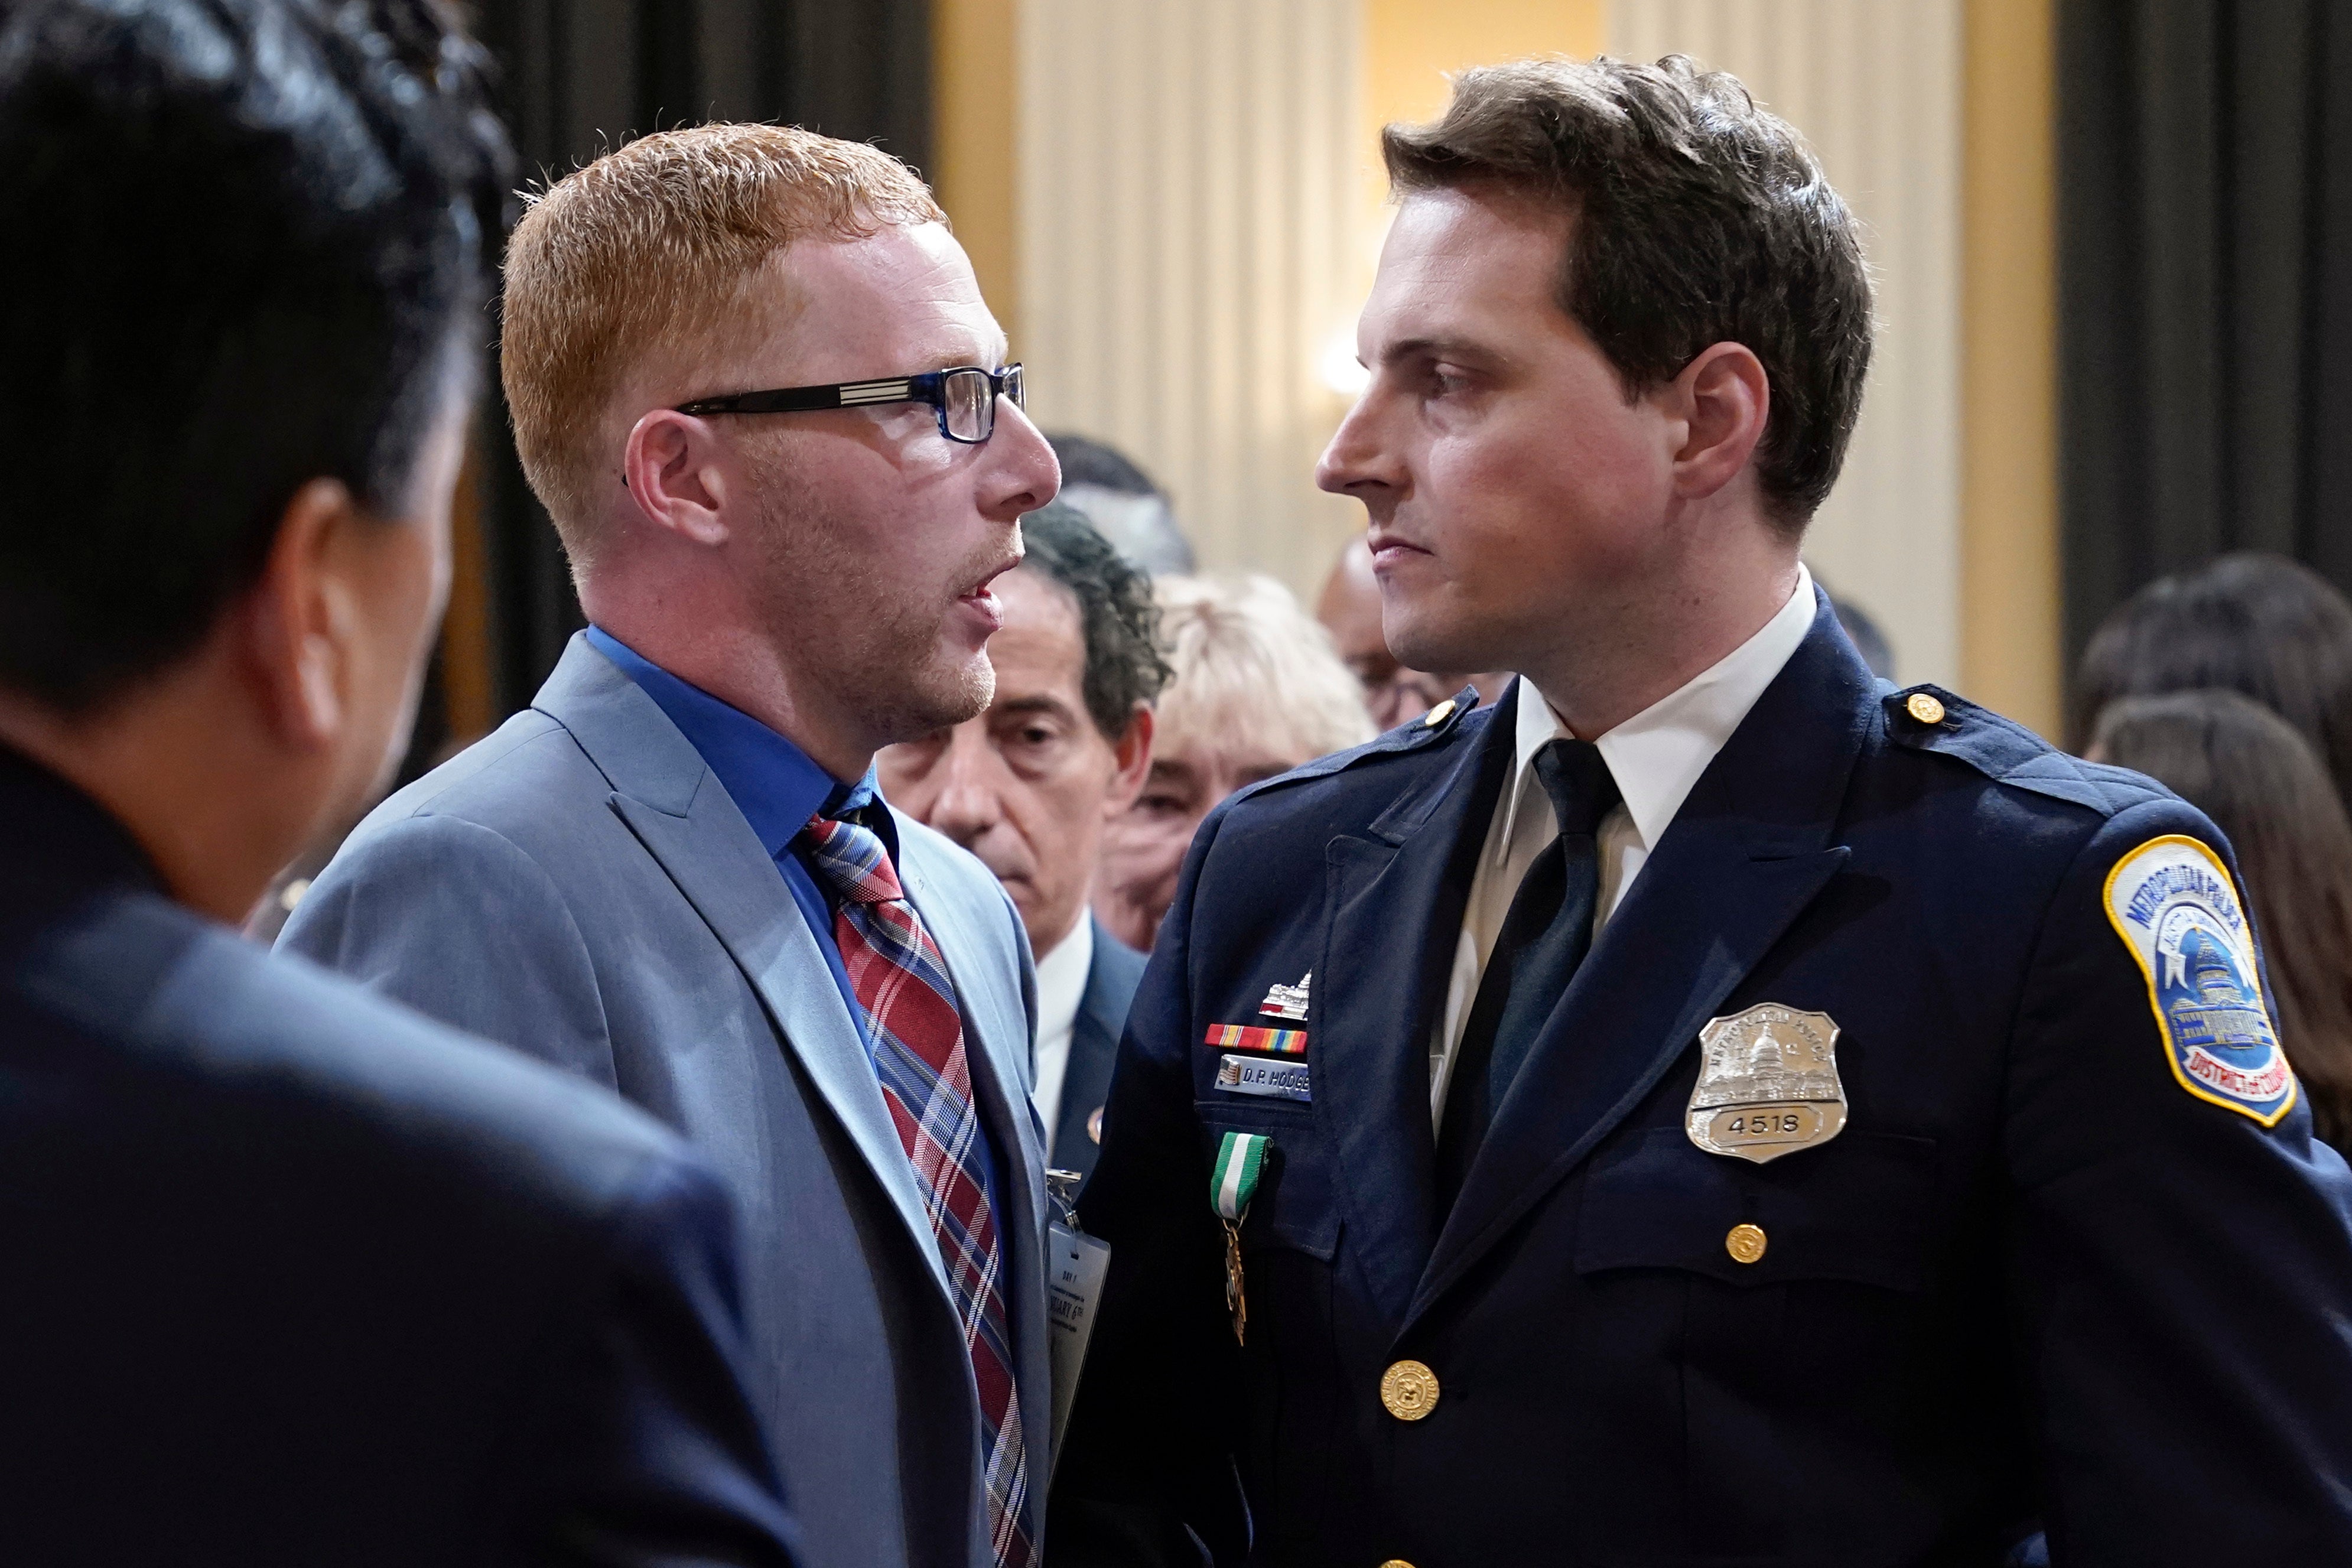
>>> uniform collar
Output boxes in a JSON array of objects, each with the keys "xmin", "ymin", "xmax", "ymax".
[
  {"xmin": 1503, "ymin": 562, "xmax": 1817, "ymax": 854},
  {"xmin": 583, "ymin": 625, "xmax": 879, "ymax": 858}
]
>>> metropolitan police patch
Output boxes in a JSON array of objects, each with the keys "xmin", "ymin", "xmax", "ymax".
[{"xmin": 2103, "ymin": 834, "xmax": 2297, "ymax": 1125}]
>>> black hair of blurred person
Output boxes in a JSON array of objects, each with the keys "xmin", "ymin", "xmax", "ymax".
[
  {"xmin": 1045, "ymin": 431, "xmax": 1196, "ymax": 575},
  {"xmin": 2071, "ymin": 553, "xmax": 2352, "ymax": 812},
  {"xmin": 1016, "ymin": 502, "xmax": 1172, "ymax": 738},
  {"xmin": 1047, "ymin": 432, "xmax": 1164, "ymax": 497},
  {"xmin": 0, "ymin": 0, "xmax": 512, "ymax": 715},
  {"xmin": 2090, "ymin": 688, "xmax": 2352, "ymax": 1153}
]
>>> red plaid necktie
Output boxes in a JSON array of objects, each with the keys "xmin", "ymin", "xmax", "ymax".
[{"xmin": 802, "ymin": 812, "xmax": 1030, "ymax": 1568}]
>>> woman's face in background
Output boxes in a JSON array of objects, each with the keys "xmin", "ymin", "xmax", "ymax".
[{"xmin": 1091, "ymin": 733, "xmax": 1307, "ymax": 952}]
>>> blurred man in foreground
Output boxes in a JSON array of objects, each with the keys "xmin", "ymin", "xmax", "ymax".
[
  {"xmin": 1092, "ymin": 575, "xmax": 1374, "ymax": 954},
  {"xmin": 1059, "ymin": 55, "xmax": 2352, "ymax": 1565},
  {"xmin": 880, "ymin": 504, "xmax": 1166, "ymax": 1179},
  {"xmin": 0, "ymin": 2, "xmax": 796, "ymax": 1562},
  {"xmin": 284, "ymin": 123, "xmax": 1056, "ymax": 1568},
  {"xmin": 1317, "ymin": 535, "xmax": 1508, "ymax": 727}
]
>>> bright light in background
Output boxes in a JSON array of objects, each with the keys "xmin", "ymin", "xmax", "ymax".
[{"xmin": 1320, "ymin": 325, "xmax": 1371, "ymax": 396}]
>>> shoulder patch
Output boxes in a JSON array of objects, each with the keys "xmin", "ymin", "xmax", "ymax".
[{"xmin": 2102, "ymin": 834, "xmax": 2296, "ymax": 1125}]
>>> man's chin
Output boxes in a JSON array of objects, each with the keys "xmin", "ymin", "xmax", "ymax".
[
  {"xmin": 1387, "ymin": 620, "xmax": 1494, "ymax": 685},
  {"xmin": 884, "ymin": 654, "xmax": 994, "ymax": 742}
]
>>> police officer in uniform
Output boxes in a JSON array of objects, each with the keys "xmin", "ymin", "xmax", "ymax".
[{"xmin": 1050, "ymin": 55, "xmax": 2352, "ymax": 1566}]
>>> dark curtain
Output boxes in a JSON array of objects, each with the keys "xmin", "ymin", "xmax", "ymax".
[
  {"xmin": 457, "ymin": 0, "xmax": 934, "ymax": 719},
  {"xmin": 2057, "ymin": 0, "xmax": 2352, "ymax": 674}
]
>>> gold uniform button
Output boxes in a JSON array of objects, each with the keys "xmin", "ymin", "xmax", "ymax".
[
  {"xmin": 1905, "ymin": 691, "xmax": 1946, "ymax": 726},
  {"xmin": 1726, "ymin": 1222, "xmax": 1768, "ymax": 1265},
  {"xmin": 1422, "ymin": 698, "xmax": 1456, "ymax": 728},
  {"xmin": 1379, "ymin": 1358, "xmax": 1439, "ymax": 1420},
  {"xmin": 1381, "ymin": 1561, "xmax": 1416, "ymax": 1567}
]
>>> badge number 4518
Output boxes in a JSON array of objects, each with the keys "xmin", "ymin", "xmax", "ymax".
[{"xmin": 1693, "ymin": 1103, "xmax": 1829, "ymax": 1148}]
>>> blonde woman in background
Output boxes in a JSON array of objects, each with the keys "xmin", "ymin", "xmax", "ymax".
[{"xmin": 1093, "ymin": 574, "xmax": 1376, "ymax": 952}]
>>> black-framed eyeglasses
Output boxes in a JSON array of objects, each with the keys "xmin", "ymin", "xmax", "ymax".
[{"xmin": 675, "ymin": 363, "xmax": 1026, "ymax": 445}]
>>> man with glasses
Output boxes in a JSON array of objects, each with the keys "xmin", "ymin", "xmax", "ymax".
[{"xmin": 284, "ymin": 125, "xmax": 1059, "ymax": 1568}]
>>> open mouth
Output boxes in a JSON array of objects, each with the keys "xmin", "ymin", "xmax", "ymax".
[{"xmin": 956, "ymin": 555, "xmax": 1023, "ymax": 629}]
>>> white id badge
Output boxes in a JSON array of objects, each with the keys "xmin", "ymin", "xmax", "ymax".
[{"xmin": 1046, "ymin": 1219, "xmax": 1112, "ymax": 1474}]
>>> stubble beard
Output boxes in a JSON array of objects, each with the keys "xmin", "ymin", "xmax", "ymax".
[{"xmin": 752, "ymin": 482, "xmax": 998, "ymax": 749}]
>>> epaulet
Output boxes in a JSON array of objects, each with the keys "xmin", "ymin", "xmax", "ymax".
[
  {"xmin": 1225, "ymin": 686, "xmax": 1484, "ymax": 807},
  {"xmin": 1880, "ymin": 683, "xmax": 2162, "ymax": 818}
]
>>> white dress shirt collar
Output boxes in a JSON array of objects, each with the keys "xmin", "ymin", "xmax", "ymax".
[
  {"xmin": 1499, "ymin": 562, "xmax": 1818, "ymax": 861},
  {"xmin": 1029, "ymin": 913, "xmax": 1094, "ymax": 1135}
]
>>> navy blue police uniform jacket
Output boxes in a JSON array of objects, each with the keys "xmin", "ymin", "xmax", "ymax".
[
  {"xmin": 0, "ymin": 747, "xmax": 801, "ymax": 1566},
  {"xmin": 1052, "ymin": 594, "xmax": 2352, "ymax": 1567}
]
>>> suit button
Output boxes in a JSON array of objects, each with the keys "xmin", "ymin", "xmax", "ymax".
[
  {"xmin": 1904, "ymin": 691, "xmax": 1946, "ymax": 726},
  {"xmin": 1726, "ymin": 1222, "xmax": 1768, "ymax": 1264},
  {"xmin": 1421, "ymin": 698, "xmax": 1456, "ymax": 727},
  {"xmin": 1380, "ymin": 1359, "xmax": 1439, "ymax": 1420}
]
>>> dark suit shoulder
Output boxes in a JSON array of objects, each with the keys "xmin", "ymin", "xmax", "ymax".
[
  {"xmin": 21, "ymin": 890, "xmax": 691, "ymax": 1222},
  {"xmin": 3, "ymin": 889, "xmax": 798, "ymax": 1564},
  {"xmin": 1879, "ymin": 683, "xmax": 2174, "ymax": 821},
  {"xmin": 1087, "ymin": 922, "xmax": 1149, "ymax": 1010}
]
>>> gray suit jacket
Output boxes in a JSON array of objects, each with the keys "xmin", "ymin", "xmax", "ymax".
[{"xmin": 282, "ymin": 635, "xmax": 1049, "ymax": 1568}]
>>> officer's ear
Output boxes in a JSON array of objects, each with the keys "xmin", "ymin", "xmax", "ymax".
[
  {"xmin": 1664, "ymin": 340, "xmax": 1771, "ymax": 505},
  {"xmin": 1105, "ymin": 703, "xmax": 1155, "ymax": 816}
]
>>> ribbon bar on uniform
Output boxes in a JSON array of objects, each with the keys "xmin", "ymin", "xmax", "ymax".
[{"xmin": 1205, "ymin": 1023, "xmax": 1307, "ymax": 1056}]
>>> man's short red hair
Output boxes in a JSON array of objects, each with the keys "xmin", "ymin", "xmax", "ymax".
[{"xmin": 500, "ymin": 123, "xmax": 945, "ymax": 562}]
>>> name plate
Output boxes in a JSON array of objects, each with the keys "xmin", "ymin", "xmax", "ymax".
[{"xmin": 1216, "ymin": 1053, "xmax": 1312, "ymax": 1102}]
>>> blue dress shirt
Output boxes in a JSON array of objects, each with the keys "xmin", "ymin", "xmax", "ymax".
[{"xmin": 585, "ymin": 626, "xmax": 1005, "ymax": 1206}]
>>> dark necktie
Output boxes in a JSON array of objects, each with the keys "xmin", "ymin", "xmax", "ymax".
[{"xmin": 1436, "ymin": 736, "xmax": 1622, "ymax": 1210}]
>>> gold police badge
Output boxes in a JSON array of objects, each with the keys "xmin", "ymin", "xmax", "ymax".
[{"xmin": 1686, "ymin": 1003, "xmax": 1847, "ymax": 1163}]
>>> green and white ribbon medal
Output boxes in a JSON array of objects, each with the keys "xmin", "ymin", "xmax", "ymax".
[
  {"xmin": 1211, "ymin": 1131, "xmax": 1269, "ymax": 1344},
  {"xmin": 1211, "ymin": 1130, "xmax": 1269, "ymax": 1220}
]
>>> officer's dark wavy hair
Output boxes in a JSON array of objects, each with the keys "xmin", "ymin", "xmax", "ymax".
[
  {"xmin": 2091, "ymin": 688, "xmax": 2352, "ymax": 1154},
  {"xmin": 0, "ymin": 0, "xmax": 513, "ymax": 713},
  {"xmin": 1017, "ymin": 503, "xmax": 1170, "ymax": 739},
  {"xmin": 2071, "ymin": 553, "xmax": 2352, "ymax": 817},
  {"xmin": 1382, "ymin": 54, "xmax": 1873, "ymax": 532}
]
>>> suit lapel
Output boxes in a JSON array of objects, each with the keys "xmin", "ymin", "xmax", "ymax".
[
  {"xmin": 1052, "ymin": 921, "xmax": 1137, "ymax": 1172},
  {"xmin": 1408, "ymin": 600, "xmax": 1878, "ymax": 1328},
  {"xmin": 1316, "ymin": 688, "xmax": 1520, "ymax": 1329},
  {"xmin": 535, "ymin": 636, "xmax": 955, "ymax": 1303}
]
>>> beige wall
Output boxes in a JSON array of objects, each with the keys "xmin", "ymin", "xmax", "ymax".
[
  {"xmin": 1011, "ymin": 0, "xmax": 1367, "ymax": 597},
  {"xmin": 933, "ymin": 0, "xmax": 1021, "ymax": 348},
  {"xmin": 1367, "ymin": 0, "xmax": 1606, "ymax": 129},
  {"xmin": 1615, "ymin": 0, "xmax": 1966, "ymax": 689},
  {"xmin": 1960, "ymin": 0, "xmax": 2060, "ymax": 737}
]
